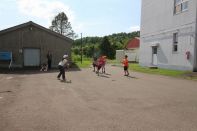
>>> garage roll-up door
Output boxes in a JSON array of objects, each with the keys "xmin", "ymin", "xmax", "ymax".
[{"xmin": 24, "ymin": 49, "xmax": 40, "ymax": 66}]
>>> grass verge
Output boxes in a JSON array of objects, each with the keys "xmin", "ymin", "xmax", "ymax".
[
  {"xmin": 73, "ymin": 58, "xmax": 196, "ymax": 80},
  {"xmin": 73, "ymin": 61, "xmax": 92, "ymax": 68},
  {"xmin": 130, "ymin": 63, "xmax": 190, "ymax": 77}
]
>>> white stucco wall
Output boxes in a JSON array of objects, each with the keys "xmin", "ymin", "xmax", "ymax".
[
  {"xmin": 125, "ymin": 49, "xmax": 139, "ymax": 62},
  {"xmin": 116, "ymin": 49, "xmax": 139, "ymax": 62},
  {"xmin": 140, "ymin": 0, "xmax": 197, "ymax": 70}
]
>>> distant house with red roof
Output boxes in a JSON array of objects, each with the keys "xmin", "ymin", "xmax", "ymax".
[
  {"xmin": 116, "ymin": 37, "xmax": 140, "ymax": 62},
  {"xmin": 126, "ymin": 37, "xmax": 140, "ymax": 49}
]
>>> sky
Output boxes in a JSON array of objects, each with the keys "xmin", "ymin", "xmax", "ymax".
[{"xmin": 0, "ymin": 0, "xmax": 141, "ymax": 37}]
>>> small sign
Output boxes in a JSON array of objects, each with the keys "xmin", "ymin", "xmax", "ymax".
[{"xmin": 0, "ymin": 52, "xmax": 12, "ymax": 60}]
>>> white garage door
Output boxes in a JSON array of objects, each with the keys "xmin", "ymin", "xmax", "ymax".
[{"xmin": 24, "ymin": 49, "xmax": 40, "ymax": 66}]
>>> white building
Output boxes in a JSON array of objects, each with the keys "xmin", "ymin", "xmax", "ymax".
[
  {"xmin": 116, "ymin": 37, "xmax": 140, "ymax": 62},
  {"xmin": 140, "ymin": 0, "xmax": 197, "ymax": 71}
]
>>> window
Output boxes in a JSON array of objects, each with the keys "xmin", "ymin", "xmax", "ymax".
[
  {"xmin": 174, "ymin": 0, "xmax": 189, "ymax": 14},
  {"xmin": 173, "ymin": 33, "xmax": 178, "ymax": 52},
  {"xmin": 182, "ymin": 0, "xmax": 189, "ymax": 11}
]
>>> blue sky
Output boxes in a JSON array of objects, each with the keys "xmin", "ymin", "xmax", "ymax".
[{"xmin": 0, "ymin": 0, "xmax": 141, "ymax": 37}]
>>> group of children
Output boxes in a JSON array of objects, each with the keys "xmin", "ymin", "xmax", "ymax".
[
  {"xmin": 92, "ymin": 55, "xmax": 107, "ymax": 75},
  {"xmin": 92, "ymin": 55, "xmax": 129, "ymax": 76},
  {"xmin": 41, "ymin": 53, "xmax": 129, "ymax": 82}
]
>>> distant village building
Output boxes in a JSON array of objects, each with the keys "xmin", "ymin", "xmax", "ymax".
[
  {"xmin": 116, "ymin": 37, "xmax": 140, "ymax": 62},
  {"xmin": 140, "ymin": 0, "xmax": 197, "ymax": 71},
  {"xmin": 0, "ymin": 21, "xmax": 72, "ymax": 68},
  {"xmin": 125, "ymin": 37, "xmax": 140, "ymax": 62}
]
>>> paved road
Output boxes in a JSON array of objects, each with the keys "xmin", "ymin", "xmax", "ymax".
[{"xmin": 0, "ymin": 65, "xmax": 197, "ymax": 131}]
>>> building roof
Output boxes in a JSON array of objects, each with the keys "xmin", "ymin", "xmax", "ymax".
[
  {"xmin": 0, "ymin": 21, "xmax": 73, "ymax": 42},
  {"xmin": 126, "ymin": 37, "xmax": 140, "ymax": 49}
]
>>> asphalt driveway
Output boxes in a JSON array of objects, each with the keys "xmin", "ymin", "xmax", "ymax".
[{"xmin": 0, "ymin": 65, "xmax": 197, "ymax": 131}]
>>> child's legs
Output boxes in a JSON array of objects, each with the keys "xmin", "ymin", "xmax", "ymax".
[
  {"xmin": 62, "ymin": 70, "xmax": 65, "ymax": 80},
  {"xmin": 98, "ymin": 65, "xmax": 101, "ymax": 71},
  {"xmin": 126, "ymin": 66, "xmax": 129, "ymax": 75},
  {"xmin": 103, "ymin": 65, "xmax": 105, "ymax": 72},
  {"xmin": 60, "ymin": 68, "xmax": 65, "ymax": 80},
  {"xmin": 124, "ymin": 66, "xmax": 128, "ymax": 75},
  {"xmin": 93, "ymin": 64, "xmax": 96, "ymax": 71},
  {"xmin": 126, "ymin": 69, "xmax": 129, "ymax": 75},
  {"xmin": 57, "ymin": 66, "xmax": 63, "ymax": 78}
]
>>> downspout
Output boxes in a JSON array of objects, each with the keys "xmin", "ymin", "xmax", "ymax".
[{"xmin": 194, "ymin": 0, "xmax": 197, "ymax": 71}]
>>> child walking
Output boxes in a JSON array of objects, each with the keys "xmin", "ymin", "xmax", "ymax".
[
  {"xmin": 57, "ymin": 55, "xmax": 68, "ymax": 81},
  {"xmin": 122, "ymin": 55, "xmax": 129, "ymax": 76}
]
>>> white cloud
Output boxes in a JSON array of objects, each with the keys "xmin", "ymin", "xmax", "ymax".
[
  {"xmin": 72, "ymin": 21, "xmax": 105, "ymax": 36},
  {"xmin": 129, "ymin": 26, "xmax": 140, "ymax": 32},
  {"xmin": 16, "ymin": 0, "xmax": 75, "ymax": 25}
]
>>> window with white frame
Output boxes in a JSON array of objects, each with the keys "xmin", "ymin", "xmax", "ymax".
[
  {"xmin": 173, "ymin": 33, "xmax": 178, "ymax": 52},
  {"xmin": 174, "ymin": 0, "xmax": 189, "ymax": 14}
]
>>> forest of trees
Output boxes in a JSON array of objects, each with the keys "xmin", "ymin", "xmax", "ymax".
[
  {"xmin": 49, "ymin": 12, "xmax": 140, "ymax": 59},
  {"xmin": 72, "ymin": 31, "xmax": 140, "ymax": 59}
]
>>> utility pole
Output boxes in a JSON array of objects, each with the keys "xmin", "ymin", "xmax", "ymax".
[{"xmin": 81, "ymin": 33, "xmax": 83, "ymax": 64}]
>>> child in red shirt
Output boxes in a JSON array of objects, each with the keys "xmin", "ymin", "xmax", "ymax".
[
  {"xmin": 122, "ymin": 55, "xmax": 129, "ymax": 76},
  {"xmin": 96, "ymin": 56, "xmax": 104, "ymax": 75}
]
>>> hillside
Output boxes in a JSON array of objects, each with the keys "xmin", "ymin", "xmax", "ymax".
[{"xmin": 72, "ymin": 31, "xmax": 140, "ymax": 59}]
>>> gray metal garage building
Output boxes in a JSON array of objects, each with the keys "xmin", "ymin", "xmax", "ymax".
[{"xmin": 0, "ymin": 21, "xmax": 72, "ymax": 68}]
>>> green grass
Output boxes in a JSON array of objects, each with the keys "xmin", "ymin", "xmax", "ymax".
[
  {"xmin": 74, "ymin": 60, "xmax": 92, "ymax": 68},
  {"xmin": 71, "ymin": 55, "xmax": 194, "ymax": 80},
  {"xmin": 110, "ymin": 61, "xmax": 191, "ymax": 78},
  {"xmin": 129, "ymin": 63, "xmax": 190, "ymax": 77},
  {"xmin": 71, "ymin": 53, "xmax": 92, "ymax": 68}
]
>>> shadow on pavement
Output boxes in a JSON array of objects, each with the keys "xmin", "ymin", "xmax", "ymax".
[
  {"xmin": 104, "ymin": 73, "xmax": 111, "ymax": 76},
  {"xmin": 126, "ymin": 76, "xmax": 138, "ymax": 79},
  {"xmin": 0, "ymin": 91, "xmax": 12, "ymax": 94},
  {"xmin": 0, "ymin": 63, "xmax": 81, "ymax": 75},
  {"xmin": 98, "ymin": 74, "xmax": 110, "ymax": 78}
]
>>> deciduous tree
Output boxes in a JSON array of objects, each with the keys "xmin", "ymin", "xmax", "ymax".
[{"xmin": 49, "ymin": 12, "xmax": 76, "ymax": 39}]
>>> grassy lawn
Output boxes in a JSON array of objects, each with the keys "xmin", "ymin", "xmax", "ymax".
[
  {"xmin": 71, "ymin": 54, "xmax": 92, "ymax": 68},
  {"xmin": 73, "ymin": 58, "xmax": 196, "ymax": 80},
  {"xmin": 130, "ymin": 63, "xmax": 190, "ymax": 77},
  {"xmin": 74, "ymin": 60, "xmax": 92, "ymax": 68},
  {"xmin": 108, "ymin": 60, "xmax": 195, "ymax": 79}
]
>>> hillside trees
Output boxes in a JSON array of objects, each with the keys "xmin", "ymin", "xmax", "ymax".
[{"xmin": 72, "ymin": 31, "xmax": 140, "ymax": 59}]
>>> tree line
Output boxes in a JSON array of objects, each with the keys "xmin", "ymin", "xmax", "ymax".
[
  {"xmin": 72, "ymin": 31, "xmax": 140, "ymax": 59},
  {"xmin": 49, "ymin": 12, "xmax": 140, "ymax": 59}
]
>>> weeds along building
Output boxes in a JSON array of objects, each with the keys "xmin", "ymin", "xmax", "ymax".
[
  {"xmin": 0, "ymin": 21, "xmax": 72, "ymax": 68},
  {"xmin": 140, "ymin": 0, "xmax": 197, "ymax": 71}
]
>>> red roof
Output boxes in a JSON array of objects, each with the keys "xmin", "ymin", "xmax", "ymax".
[{"xmin": 126, "ymin": 37, "xmax": 140, "ymax": 49}]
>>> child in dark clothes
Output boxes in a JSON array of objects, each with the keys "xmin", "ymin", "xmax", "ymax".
[{"xmin": 92, "ymin": 57, "xmax": 97, "ymax": 72}]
